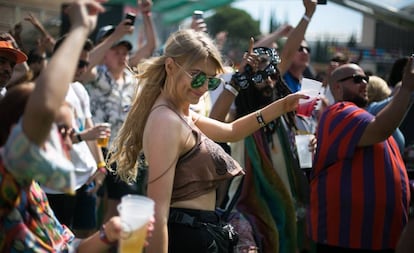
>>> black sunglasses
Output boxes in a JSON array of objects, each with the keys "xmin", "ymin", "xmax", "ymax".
[
  {"xmin": 175, "ymin": 62, "xmax": 222, "ymax": 91},
  {"xmin": 77, "ymin": 60, "xmax": 89, "ymax": 69},
  {"xmin": 298, "ymin": 46, "xmax": 311, "ymax": 54},
  {"xmin": 338, "ymin": 74, "xmax": 369, "ymax": 84}
]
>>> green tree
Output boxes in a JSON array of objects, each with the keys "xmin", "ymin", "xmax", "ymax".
[
  {"xmin": 347, "ymin": 33, "xmax": 357, "ymax": 48},
  {"xmin": 206, "ymin": 6, "xmax": 261, "ymax": 64},
  {"xmin": 269, "ymin": 9, "xmax": 281, "ymax": 33}
]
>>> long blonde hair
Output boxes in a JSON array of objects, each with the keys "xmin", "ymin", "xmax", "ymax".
[{"xmin": 109, "ymin": 29, "xmax": 224, "ymax": 183}]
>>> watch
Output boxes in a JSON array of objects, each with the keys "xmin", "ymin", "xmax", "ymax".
[{"xmin": 76, "ymin": 133, "xmax": 83, "ymax": 142}]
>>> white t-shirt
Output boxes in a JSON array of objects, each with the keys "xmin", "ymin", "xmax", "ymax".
[
  {"xmin": 49, "ymin": 82, "xmax": 97, "ymax": 191},
  {"xmin": 66, "ymin": 81, "xmax": 92, "ymax": 131}
]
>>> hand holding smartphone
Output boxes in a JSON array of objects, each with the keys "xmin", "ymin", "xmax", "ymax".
[
  {"xmin": 193, "ymin": 10, "xmax": 204, "ymax": 20},
  {"xmin": 125, "ymin": 12, "xmax": 136, "ymax": 26},
  {"xmin": 317, "ymin": 0, "xmax": 327, "ymax": 4}
]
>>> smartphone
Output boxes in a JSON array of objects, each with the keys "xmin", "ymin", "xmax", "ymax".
[
  {"xmin": 317, "ymin": 0, "xmax": 327, "ymax": 4},
  {"xmin": 193, "ymin": 10, "xmax": 204, "ymax": 20},
  {"xmin": 125, "ymin": 12, "xmax": 136, "ymax": 25}
]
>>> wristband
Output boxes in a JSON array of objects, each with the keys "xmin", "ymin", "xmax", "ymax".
[
  {"xmin": 303, "ymin": 14, "xmax": 311, "ymax": 22},
  {"xmin": 97, "ymin": 161, "xmax": 106, "ymax": 168},
  {"xmin": 99, "ymin": 225, "xmax": 116, "ymax": 245},
  {"xmin": 98, "ymin": 167, "xmax": 108, "ymax": 175},
  {"xmin": 224, "ymin": 84, "xmax": 239, "ymax": 97},
  {"xmin": 76, "ymin": 133, "xmax": 83, "ymax": 142},
  {"xmin": 255, "ymin": 110, "xmax": 266, "ymax": 128}
]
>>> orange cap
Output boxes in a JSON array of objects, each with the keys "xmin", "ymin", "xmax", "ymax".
[{"xmin": 0, "ymin": 41, "xmax": 28, "ymax": 64}]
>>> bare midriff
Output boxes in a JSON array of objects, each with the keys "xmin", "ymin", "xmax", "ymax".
[{"xmin": 170, "ymin": 190, "xmax": 216, "ymax": 211}]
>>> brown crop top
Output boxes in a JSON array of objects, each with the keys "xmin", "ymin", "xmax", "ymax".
[{"xmin": 153, "ymin": 104, "xmax": 244, "ymax": 204}]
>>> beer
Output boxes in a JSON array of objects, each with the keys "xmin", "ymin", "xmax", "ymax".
[
  {"xmin": 97, "ymin": 136, "xmax": 109, "ymax": 147},
  {"xmin": 97, "ymin": 122, "xmax": 111, "ymax": 147},
  {"xmin": 119, "ymin": 223, "xmax": 148, "ymax": 253},
  {"xmin": 117, "ymin": 195, "xmax": 154, "ymax": 253}
]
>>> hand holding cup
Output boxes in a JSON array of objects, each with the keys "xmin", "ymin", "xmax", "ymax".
[
  {"xmin": 117, "ymin": 195, "xmax": 155, "ymax": 253},
  {"xmin": 96, "ymin": 122, "xmax": 111, "ymax": 147}
]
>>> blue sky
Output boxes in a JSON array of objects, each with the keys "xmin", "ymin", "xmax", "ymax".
[{"xmin": 231, "ymin": 0, "xmax": 413, "ymax": 42}]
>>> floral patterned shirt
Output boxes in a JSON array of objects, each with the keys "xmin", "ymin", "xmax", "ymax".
[
  {"xmin": 0, "ymin": 122, "xmax": 80, "ymax": 252},
  {"xmin": 85, "ymin": 65, "xmax": 138, "ymax": 144}
]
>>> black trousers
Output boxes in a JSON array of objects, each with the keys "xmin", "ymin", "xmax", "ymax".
[{"xmin": 168, "ymin": 208, "xmax": 228, "ymax": 253}]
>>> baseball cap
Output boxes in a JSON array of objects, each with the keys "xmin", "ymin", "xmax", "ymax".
[
  {"xmin": 95, "ymin": 25, "xmax": 132, "ymax": 51},
  {"xmin": 0, "ymin": 41, "xmax": 28, "ymax": 64}
]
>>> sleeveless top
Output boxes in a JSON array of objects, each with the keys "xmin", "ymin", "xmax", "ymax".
[{"xmin": 153, "ymin": 104, "xmax": 244, "ymax": 204}]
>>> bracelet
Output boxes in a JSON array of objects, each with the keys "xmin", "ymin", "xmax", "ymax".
[
  {"xmin": 97, "ymin": 161, "xmax": 106, "ymax": 168},
  {"xmin": 255, "ymin": 110, "xmax": 266, "ymax": 128},
  {"xmin": 303, "ymin": 14, "xmax": 311, "ymax": 22},
  {"xmin": 76, "ymin": 133, "xmax": 83, "ymax": 142},
  {"xmin": 99, "ymin": 224, "xmax": 116, "ymax": 245},
  {"xmin": 224, "ymin": 84, "xmax": 239, "ymax": 97},
  {"xmin": 98, "ymin": 167, "xmax": 108, "ymax": 175}
]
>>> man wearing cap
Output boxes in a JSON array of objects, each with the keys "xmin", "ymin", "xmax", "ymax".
[
  {"xmin": 0, "ymin": 40, "xmax": 27, "ymax": 98},
  {"xmin": 82, "ymin": 0, "xmax": 156, "ymax": 223},
  {"xmin": 309, "ymin": 62, "xmax": 413, "ymax": 252}
]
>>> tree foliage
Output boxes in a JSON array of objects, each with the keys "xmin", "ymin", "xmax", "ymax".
[
  {"xmin": 207, "ymin": 6, "xmax": 260, "ymax": 41},
  {"xmin": 206, "ymin": 6, "xmax": 261, "ymax": 64}
]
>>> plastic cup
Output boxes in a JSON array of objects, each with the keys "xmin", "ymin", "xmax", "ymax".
[
  {"xmin": 297, "ymin": 98, "xmax": 318, "ymax": 117},
  {"xmin": 117, "ymin": 195, "xmax": 154, "ymax": 253},
  {"xmin": 297, "ymin": 78, "xmax": 323, "ymax": 117},
  {"xmin": 295, "ymin": 134, "xmax": 313, "ymax": 169},
  {"xmin": 97, "ymin": 123, "xmax": 111, "ymax": 147}
]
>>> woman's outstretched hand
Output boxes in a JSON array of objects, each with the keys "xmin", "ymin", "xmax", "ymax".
[{"xmin": 282, "ymin": 93, "xmax": 310, "ymax": 113}]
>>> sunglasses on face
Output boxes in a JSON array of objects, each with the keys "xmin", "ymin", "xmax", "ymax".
[
  {"xmin": 77, "ymin": 60, "xmax": 89, "ymax": 69},
  {"xmin": 175, "ymin": 61, "xmax": 222, "ymax": 91},
  {"xmin": 298, "ymin": 46, "xmax": 311, "ymax": 54},
  {"xmin": 338, "ymin": 74, "xmax": 369, "ymax": 84}
]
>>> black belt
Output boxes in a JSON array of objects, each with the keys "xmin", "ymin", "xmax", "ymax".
[{"xmin": 168, "ymin": 208, "xmax": 220, "ymax": 227}]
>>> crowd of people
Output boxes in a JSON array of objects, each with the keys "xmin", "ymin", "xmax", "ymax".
[{"xmin": 0, "ymin": 0, "xmax": 413, "ymax": 252}]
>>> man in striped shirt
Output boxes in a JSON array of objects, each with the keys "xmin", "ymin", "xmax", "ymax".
[{"xmin": 309, "ymin": 61, "xmax": 413, "ymax": 253}]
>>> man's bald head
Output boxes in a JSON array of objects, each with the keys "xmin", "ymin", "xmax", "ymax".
[
  {"xmin": 328, "ymin": 63, "xmax": 369, "ymax": 107},
  {"xmin": 329, "ymin": 63, "xmax": 363, "ymax": 86}
]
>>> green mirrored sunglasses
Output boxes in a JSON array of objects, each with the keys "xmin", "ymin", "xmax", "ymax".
[{"xmin": 175, "ymin": 61, "xmax": 222, "ymax": 91}]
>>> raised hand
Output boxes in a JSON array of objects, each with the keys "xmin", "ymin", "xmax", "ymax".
[
  {"xmin": 24, "ymin": 13, "xmax": 42, "ymax": 28},
  {"xmin": 282, "ymin": 93, "xmax": 310, "ymax": 113},
  {"xmin": 239, "ymin": 37, "xmax": 258, "ymax": 73},
  {"xmin": 138, "ymin": 0, "xmax": 153, "ymax": 14},
  {"xmin": 275, "ymin": 24, "xmax": 294, "ymax": 37},
  {"xmin": 401, "ymin": 56, "xmax": 414, "ymax": 93},
  {"xmin": 64, "ymin": 0, "xmax": 106, "ymax": 34},
  {"xmin": 303, "ymin": 0, "xmax": 317, "ymax": 18}
]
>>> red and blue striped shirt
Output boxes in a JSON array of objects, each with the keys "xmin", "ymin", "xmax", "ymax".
[{"xmin": 309, "ymin": 102, "xmax": 410, "ymax": 250}]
